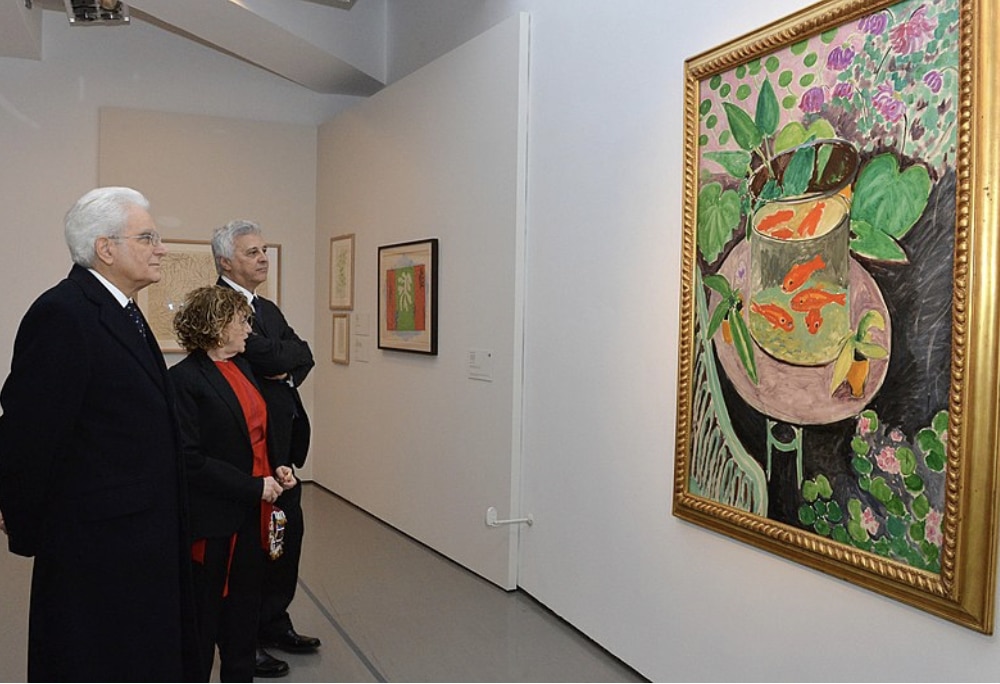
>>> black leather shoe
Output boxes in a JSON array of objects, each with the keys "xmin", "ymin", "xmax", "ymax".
[
  {"xmin": 254, "ymin": 648, "xmax": 290, "ymax": 678},
  {"xmin": 263, "ymin": 628, "xmax": 322, "ymax": 653}
]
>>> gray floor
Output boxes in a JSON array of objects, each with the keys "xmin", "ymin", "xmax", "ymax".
[{"xmin": 0, "ymin": 484, "xmax": 644, "ymax": 682}]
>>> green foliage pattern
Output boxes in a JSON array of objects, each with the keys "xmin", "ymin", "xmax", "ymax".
[{"xmin": 797, "ymin": 409, "xmax": 948, "ymax": 572}]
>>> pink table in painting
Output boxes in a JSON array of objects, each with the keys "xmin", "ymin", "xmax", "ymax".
[{"xmin": 710, "ymin": 240, "xmax": 892, "ymax": 483}]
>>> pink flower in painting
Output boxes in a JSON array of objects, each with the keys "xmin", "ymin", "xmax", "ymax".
[
  {"xmin": 924, "ymin": 70, "xmax": 944, "ymax": 93},
  {"xmin": 926, "ymin": 509, "xmax": 943, "ymax": 546},
  {"xmin": 832, "ymin": 82, "xmax": 854, "ymax": 100},
  {"xmin": 858, "ymin": 415, "xmax": 873, "ymax": 435},
  {"xmin": 859, "ymin": 12, "xmax": 888, "ymax": 35},
  {"xmin": 873, "ymin": 82, "xmax": 906, "ymax": 122},
  {"xmin": 889, "ymin": 428, "xmax": 904, "ymax": 442},
  {"xmin": 862, "ymin": 507, "xmax": 880, "ymax": 536},
  {"xmin": 876, "ymin": 446, "xmax": 901, "ymax": 474},
  {"xmin": 799, "ymin": 86, "xmax": 825, "ymax": 114},
  {"xmin": 889, "ymin": 5, "xmax": 937, "ymax": 55},
  {"xmin": 826, "ymin": 45, "xmax": 856, "ymax": 71}
]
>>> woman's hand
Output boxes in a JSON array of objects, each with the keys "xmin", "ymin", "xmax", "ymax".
[
  {"xmin": 261, "ymin": 476, "xmax": 283, "ymax": 503},
  {"xmin": 275, "ymin": 466, "xmax": 298, "ymax": 491}
]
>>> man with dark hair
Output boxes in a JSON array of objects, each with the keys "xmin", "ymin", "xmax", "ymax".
[{"xmin": 212, "ymin": 219, "xmax": 319, "ymax": 679}]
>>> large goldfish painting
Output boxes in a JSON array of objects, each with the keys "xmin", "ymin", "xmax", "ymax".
[{"xmin": 673, "ymin": 0, "xmax": 1000, "ymax": 632}]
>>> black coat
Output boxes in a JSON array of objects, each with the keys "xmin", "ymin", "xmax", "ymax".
[
  {"xmin": 170, "ymin": 350, "xmax": 280, "ymax": 540},
  {"xmin": 217, "ymin": 279, "xmax": 313, "ymax": 467},
  {"xmin": 0, "ymin": 265, "xmax": 200, "ymax": 682}
]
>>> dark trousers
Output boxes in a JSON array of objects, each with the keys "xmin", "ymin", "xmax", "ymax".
[
  {"xmin": 258, "ymin": 482, "xmax": 303, "ymax": 640},
  {"xmin": 192, "ymin": 517, "xmax": 264, "ymax": 682}
]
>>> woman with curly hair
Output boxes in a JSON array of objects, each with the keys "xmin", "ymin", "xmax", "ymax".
[{"xmin": 170, "ymin": 286, "xmax": 297, "ymax": 682}]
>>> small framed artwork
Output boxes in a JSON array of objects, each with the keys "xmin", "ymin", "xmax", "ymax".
[
  {"xmin": 137, "ymin": 239, "xmax": 281, "ymax": 352},
  {"xmin": 329, "ymin": 233, "xmax": 355, "ymax": 311},
  {"xmin": 332, "ymin": 314, "xmax": 350, "ymax": 365},
  {"xmin": 378, "ymin": 238, "xmax": 438, "ymax": 355}
]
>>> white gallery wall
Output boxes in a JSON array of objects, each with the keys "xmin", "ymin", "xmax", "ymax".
[
  {"xmin": 312, "ymin": 14, "xmax": 529, "ymax": 590},
  {"xmin": 384, "ymin": 1, "xmax": 1000, "ymax": 681}
]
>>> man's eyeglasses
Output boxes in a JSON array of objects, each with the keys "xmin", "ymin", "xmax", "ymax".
[{"xmin": 112, "ymin": 231, "xmax": 163, "ymax": 246}]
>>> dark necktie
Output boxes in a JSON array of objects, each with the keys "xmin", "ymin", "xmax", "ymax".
[
  {"xmin": 252, "ymin": 295, "xmax": 267, "ymax": 334},
  {"xmin": 126, "ymin": 300, "xmax": 147, "ymax": 340}
]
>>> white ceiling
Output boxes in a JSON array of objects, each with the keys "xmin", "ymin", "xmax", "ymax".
[{"xmin": 0, "ymin": 0, "xmax": 384, "ymax": 96}]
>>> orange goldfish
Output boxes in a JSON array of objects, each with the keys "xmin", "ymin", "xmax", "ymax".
[
  {"xmin": 750, "ymin": 301, "xmax": 794, "ymax": 332},
  {"xmin": 782, "ymin": 255, "xmax": 825, "ymax": 293},
  {"xmin": 757, "ymin": 209, "xmax": 795, "ymax": 234},
  {"xmin": 790, "ymin": 287, "xmax": 847, "ymax": 312},
  {"xmin": 805, "ymin": 308, "xmax": 823, "ymax": 335},
  {"xmin": 770, "ymin": 228, "xmax": 795, "ymax": 240},
  {"xmin": 797, "ymin": 201, "xmax": 826, "ymax": 237}
]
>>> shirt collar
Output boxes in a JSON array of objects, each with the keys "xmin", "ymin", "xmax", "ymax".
[
  {"xmin": 221, "ymin": 276, "xmax": 255, "ymax": 305},
  {"xmin": 88, "ymin": 268, "xmax": 130, "ymax": 307}
]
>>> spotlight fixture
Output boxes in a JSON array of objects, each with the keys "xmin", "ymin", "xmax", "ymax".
[
  {"xmin": 64, "ymin": 0, "xmax": 130, "ymax": 26},
  {"xmin": 300, "ymin": 0, "xmax": 357, "ymax": 9}
]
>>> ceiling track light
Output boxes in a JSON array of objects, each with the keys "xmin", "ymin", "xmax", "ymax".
[
  {"xmin": 64, "ymin": 0, "xmax": 130, "ymax": 26},
  {"xmin": 300, "ymin": 0, "xmax": 357, "ymax": 9}
]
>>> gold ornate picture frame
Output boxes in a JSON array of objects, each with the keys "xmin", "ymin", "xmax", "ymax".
[{"xmin": 673, "ymin": 0, "xmax": 999, "ymax": 632}]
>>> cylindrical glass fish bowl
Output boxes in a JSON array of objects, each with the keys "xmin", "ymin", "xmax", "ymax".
[{"xmin": 748, "ymin": 193, "xmax": 850, "ymax": 365}]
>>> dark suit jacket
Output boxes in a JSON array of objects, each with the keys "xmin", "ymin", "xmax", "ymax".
[
  {"xmin": 217, "ymin": 278, "xmax": 314, "ymax": 468},
  {"xmin": 170, "ymin": 350, "xmax": 280, "ymax": 540},
  {"xmin": 0, "ymin": 265, "xmax": 200, "ymax": 682}
]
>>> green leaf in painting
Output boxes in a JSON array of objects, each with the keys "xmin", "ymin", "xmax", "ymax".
[
  {"xmin": 705, "ymin": 300, "xmax": 729, "ymax": 341},
  {"xmin": 728, "ymin": 309, "xmax": 758, "ymax": 384},
  {"xmin": 855, "ymin": 341, "xmax": 888, "ymax": 359},
  {"xmin": 782, "ymin": 144, "xmax": 816, "ymax": 197},
  {"xmin": 798, "ymin": 505, "xmax": 817, "ymax": 525},
  {"xmin": 887, "ymin": 515, "xmax": 908, "ymax": 538},
  {"xmin": 697, "ymin": 182, "xmax": 741, "ymax": 264},
  {"xmin": 904, "ymin": 474, "xmax": 924, "ymax": 494},
  {"xmin": 702, "ymin": 273, "xmax": 732, "ymax": 296},
  {"xmin": 870, "ymin": 477, "xmax": 894, "ymax": 504},
  {"xmin": 755, "ymin": 79, "xmax": 779, "ymax": 136},
  {"xmin": 896, "ymin": 446, "xmax": 917, "ymax": 476},
  {"xmin": 932, "ymin": 410, "xmax": 949, "ymax": 435},
  {"xmin": 802, "ymin": 479, "xmax": 820, "ymax": 502},
  {"xmin": 703, "ymin": 150, "xmax": 752, "ymax": 179},
  {"xmin": 886, "ymin": 497, "xmax": 906, "ymax": 517},
  {"xmin": 773, "ymin": 119, "xmax": 837, "ymax": 154},
  {"xmin": 723, "ymin": 102, "xmax": 763, "ymax": 151},
  {"xmin": 852, "ymin": 154, "xmax": 931, "ymax": 239},
  {"xmin": 850, "ymin": 220, "xmax": 909, "ymax": 262},
  {"xmin": 847, "ymin": 518, "xmax": 869, "ymax": 543}
]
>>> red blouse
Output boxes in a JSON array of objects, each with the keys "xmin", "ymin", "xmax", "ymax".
[
  {"xmin": 215, "ymin": 359, "xmax": 274, "ymax": 551},
  {"xmin": 191, "ymin": 360, "xmax": 275, "ymax": 591}
]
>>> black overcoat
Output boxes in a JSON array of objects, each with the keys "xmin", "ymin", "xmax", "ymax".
[{"xmin": 0, "ymin": 265, "xmax": 200, "ymax": 682}]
